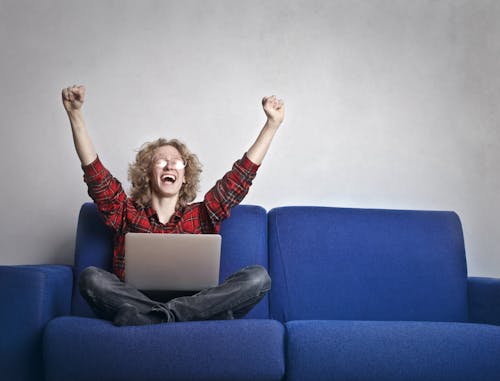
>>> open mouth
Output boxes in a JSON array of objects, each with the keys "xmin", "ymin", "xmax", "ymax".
[{"xmin": 161, "ymin": 174, "xmax": 176, "ymax": 184}]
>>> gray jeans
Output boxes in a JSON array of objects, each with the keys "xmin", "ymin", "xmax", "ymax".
[{"xmin": 79, "ymin": 265, "xmax": 271, "ymax": 326}]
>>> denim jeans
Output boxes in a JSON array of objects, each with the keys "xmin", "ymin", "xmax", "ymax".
[{"xmin": 78, "ymin": 265, "xmax": 271, "ymax": 326}]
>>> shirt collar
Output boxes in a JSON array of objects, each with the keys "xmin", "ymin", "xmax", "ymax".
[{"xmin": 144, "ymin": 204, "xmax": 183, "ymax": 223}]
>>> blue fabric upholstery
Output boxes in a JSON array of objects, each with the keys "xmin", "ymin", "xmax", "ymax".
[
  {"xmin": 0, "ymin": 265, "xmax": 72, "ymax": 381},
  {"xmin": 285, "ymin": 320, "xmax": 500, "ymax": 381},
  {"xmin": 219, "ymin": 204, "xmax": 269, "ymax": 318},
  {"xmin": 44, "ymin": 316, "xmax": 285, "ymax": 381},
  {"xmin": 72, "ymin": 203, "xmax": 269, "ymax": 319},
  {"xmin": 5, "ymin": 203, "xmax": 500, "ymax": 381},
  {"xmin": 71, "ymin": 203, "xmax": 114, "ymax": 317},
  {"xmin": 269, "ymin": 206, "xmax": 469, "ymax": 322},
  {"xmin": 468, "ymin": 276, "xmax": 500, "ymax": 325}
]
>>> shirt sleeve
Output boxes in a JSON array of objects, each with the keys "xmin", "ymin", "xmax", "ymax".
[
  {"xmin": 202, "ymin": 153, "xmax": 260, "ymax": 229},
  {"xmin": 82, "ymin": 155, "xmax": 127, "ymax": 232}
]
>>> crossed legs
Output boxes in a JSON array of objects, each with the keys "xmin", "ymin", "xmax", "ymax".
[{"xmin": 79, "ymin": 265, "xmax": 271, "ymax": 326}]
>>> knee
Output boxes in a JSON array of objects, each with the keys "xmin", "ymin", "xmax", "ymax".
[
  {"xmin": 244, "ymin": 265, "xmax": 271, "ymax": 293},
  {"xmin": 78, "ymin": 266, "xmax": 110, "ymax": 297}
]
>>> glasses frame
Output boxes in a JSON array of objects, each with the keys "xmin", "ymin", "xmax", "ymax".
[{"xmin": 152, "ymin": 157, "xmax": 187, "ymax": 170}]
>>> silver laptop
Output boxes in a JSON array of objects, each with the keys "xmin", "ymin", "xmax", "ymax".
[{"xmin": 124, "ymin": 233, "xmax": 222, "ymax": 291}]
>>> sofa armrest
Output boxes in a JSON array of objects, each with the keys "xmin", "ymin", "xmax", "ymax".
[
  {"xmin": 468, "ymin": 276, "xmax": 500, "ymax": 326},
  {"xmin": 0, "ymin": 265, "xmax": 73, "ymax": 381}
]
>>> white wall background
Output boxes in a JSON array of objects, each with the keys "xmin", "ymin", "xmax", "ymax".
[{"xmin": 1, "ymin": 0, "xmax": 499, "ymax": 276}]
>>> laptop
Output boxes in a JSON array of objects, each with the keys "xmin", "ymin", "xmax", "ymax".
[{"xmin": 124, "ymin": 233, "xmax": 222, "ymax": 291}]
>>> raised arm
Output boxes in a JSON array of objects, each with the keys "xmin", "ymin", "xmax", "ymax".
[
  {"xmin": 246, "ymin": 95, "xmax": 285, "ymax": 165},
  {"xmin": 62, "ymin": 85, "xmax": 97, "ymax": 166},
  {"xmin": 200, "ymin": 95, "xmax": 285, "ymax": 230},
  {"xmin": 62, "ymin": 85, "xmax": 127, "ymax": 232}
]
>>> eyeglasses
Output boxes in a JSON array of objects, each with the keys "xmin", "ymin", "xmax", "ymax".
[{"xmin": 153, "ymin": 157, "xmax": 186, "ymax": 170}]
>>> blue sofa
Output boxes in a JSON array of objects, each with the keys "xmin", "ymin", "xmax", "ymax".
[{"xmin": 2, "ymin": 203, "xmax": 500, "ymax": 381}]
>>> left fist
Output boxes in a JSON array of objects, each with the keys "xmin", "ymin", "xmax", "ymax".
[{"xmin": 262, "ymin": 95, "xmax": 285, "ymax": 126}]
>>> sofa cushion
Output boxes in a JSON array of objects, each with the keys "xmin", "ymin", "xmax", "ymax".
[
  {"xmin": 44, "ymin": 316, "xmax": 284, "ymax": 381},
  {"xmin": 72, "ymin": 203, "xmax": 269, "ymax": 319},
  {"xmin": 218, "ymin": 204, "xmax": 269, "ymax": 319},
  {"xmin": 285, "ymin": 320, "xmax": 500, "ymax": 381},
  {"xmin": 269, "ymin": 206, "xmax": 468, "ymax": 322},
  {"xmin": 71, "ymin": 203, "xmax": 114, "ymax": 317}
]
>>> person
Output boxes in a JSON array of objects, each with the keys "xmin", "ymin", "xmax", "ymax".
[{"xmin": 62, "ymin": 85, "xmax": 285, "ymax": 326}]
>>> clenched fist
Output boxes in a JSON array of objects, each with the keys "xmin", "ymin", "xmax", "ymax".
[
  {"xmin": 262, "ymin": 95, "xmax": 285, "ymax": 126},
  {"xmin": 62, "ymin": 85, "xmax": 86, "ymax": 113}
]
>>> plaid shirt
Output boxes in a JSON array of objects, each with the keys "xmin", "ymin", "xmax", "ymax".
[{"xmin": 82, "ymin": 154, "xmax": 260, "ymax": 281}]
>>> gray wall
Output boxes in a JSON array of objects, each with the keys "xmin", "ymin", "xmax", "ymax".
[{"xmin": 1, "ymin": 0, "xmax": 499, "ymax": 276}]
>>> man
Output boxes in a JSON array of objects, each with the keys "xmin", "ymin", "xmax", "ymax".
[{"xmin": 62, "ymin": 85, "xmax": 285, "ymax": 326}]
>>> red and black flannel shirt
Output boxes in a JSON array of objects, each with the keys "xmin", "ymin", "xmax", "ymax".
[{"xmin": 82, "ymin": 154, "xmax": 260, "ymax": 281}]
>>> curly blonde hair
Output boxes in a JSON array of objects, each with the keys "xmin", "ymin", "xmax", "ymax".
[{"xmin": 128, "ymin": 138, "xmax": 202, "ymax": 208}]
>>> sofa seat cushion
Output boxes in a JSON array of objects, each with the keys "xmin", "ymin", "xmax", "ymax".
[
  {"xmin": 286, "ymin": 320, "xmax": 500, "ymax": 381},
  {"xmin": 44, "ymin": 317, "xmax": 284, "ymax": 381}
]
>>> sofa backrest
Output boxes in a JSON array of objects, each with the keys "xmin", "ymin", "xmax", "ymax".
[
  {"xmin": 71, "ymin": 203, "xmax": 269, "ymax": 319},
  {"xmin": 268, "ymin": 206, "xmax": 469, "ymax": 323}
]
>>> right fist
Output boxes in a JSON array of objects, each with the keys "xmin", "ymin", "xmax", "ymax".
[{"xmin": 62, "ymin": 85, "xmax": 85, "ymax": 112}]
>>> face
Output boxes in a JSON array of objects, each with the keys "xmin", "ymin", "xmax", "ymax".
[{"xmin": 150, "ymin": 145, "xmax": 186, "ymax": 199}]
